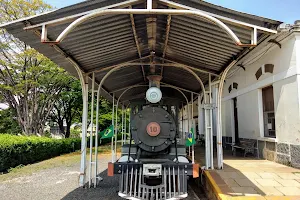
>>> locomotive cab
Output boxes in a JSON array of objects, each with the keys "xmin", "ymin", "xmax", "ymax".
[{"xmin": 111, "ymin": 99, "xmax": 196, "ymax": 200}]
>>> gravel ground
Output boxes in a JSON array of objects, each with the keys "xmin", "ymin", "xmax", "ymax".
[{"xmin": 0, "ymin": 155, "xmax": 206, "ymax": 200}]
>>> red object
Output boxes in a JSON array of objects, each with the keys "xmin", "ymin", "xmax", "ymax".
[
  {"xmin": 108, "ymin": 162, "xmax": 114, "ymax": 177},
  {"xmin": 193, "ymin": 164, "xmax": 199, "ymax": 178},
  {"xmin": 146, "ymin": 122, "xmax": 161, "ymax": 137}
]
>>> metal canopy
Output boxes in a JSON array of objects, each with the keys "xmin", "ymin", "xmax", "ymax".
[
  {"xmin": 0, "ymin": 0, "xmax": 284, "ymax": 187},
  {"xmin": 1, "ymin": 0, "xmax": 281, "ymax": 104}
]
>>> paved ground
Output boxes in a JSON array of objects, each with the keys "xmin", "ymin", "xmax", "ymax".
[
  {"xmin": 195, "ymin": 146, "xmax": 300, "ymax": 198},
  {"xmin": 0, "ymin": 154, "xmax": 205, "ymax": 200},
  {"xmin": 218, "ymin": 159, "xmax": 300, "ymax": 196}
]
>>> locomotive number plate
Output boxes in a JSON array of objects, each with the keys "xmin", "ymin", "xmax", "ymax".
[
  {"xmin": 146, "ymin": 122, "xmax": 161, "ymax": 137},
  {"xmin": 143, "ymin": 164, "xmax": 162, "ymax": 176}
]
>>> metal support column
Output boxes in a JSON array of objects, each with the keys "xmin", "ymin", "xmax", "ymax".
[
  {"xmin": 121, "ymin": 105, "xmax": 124, "ymax": 145},
  {"xmin": 209, "ymin": 74, "xmax": 214, "ymax": 169},
  {"xmin": 88, "ymin": 73, "xmax": 95, "ymax": 188},
  {"xmin": 191, "ymin": 93, "xmax": 195, "ymax": 164},
  {"xmin": 214, "ymin": 84, "xmax": 223, "ymax": 169},
  {"xmin": 128, "ymin": 108, "xmax": 131, "ymax": 143},
  {"xmin": 188, "ymin": 95, "xmax": 191, "ymax": 157},
  {"xmin": 124, "ymin": 106, "xmax": 127, "ymax": 144},
  {"xmin": 204, "ymin": 74, "xmax": 214, "ymax": 169},
  {"xmin": 114, "ymin": 100, "xmax": 118, "ymax": 162},
  {"xmin": 111, "ymin": 93, "xmax": 115, "ymax": 162},
  {"xmin": 79, "ymin": 76, "xmax": 89, "ymax": 187},
  {"xmin": 217, "ymin": 61, "xmax": 237, "ymax": 169}
]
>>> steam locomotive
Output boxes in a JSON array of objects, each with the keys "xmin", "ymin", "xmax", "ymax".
[{"xmin": 108, "ymin": 75, "xmax": 198, "ymax": 200}]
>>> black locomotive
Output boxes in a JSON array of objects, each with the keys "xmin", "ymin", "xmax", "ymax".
[{"xmin": 109, "ymin": 98, "xmax": 197, "ymax": 200}]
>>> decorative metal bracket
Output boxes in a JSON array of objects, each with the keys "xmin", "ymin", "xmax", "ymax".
[{"xmin": 268, "ymin": 39, "xmax": 281, "ymax": 48}]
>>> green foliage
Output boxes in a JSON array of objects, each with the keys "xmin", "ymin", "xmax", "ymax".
[
  {"xmin": 0, "ymin": 108, "xmax": 21, "ymax": 134},
  {"xmin": 49, "ymin": 79, "xmax": 83, "ymax": 138},
  {"xmin": 70, "ymin": 127, "xmax": 81, "ymax": 138},
  {"xmin": 0, "ymin": 134, "xmax": 81, "ymax": 172},
  {"xmin": 0, "ymin": 0, "xmax": 77, "ymax": 135}
]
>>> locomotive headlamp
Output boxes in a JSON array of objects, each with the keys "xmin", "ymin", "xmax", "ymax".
[{"xmin": 146, "ymin": 87, "xmax": 162, "ymax": 103}]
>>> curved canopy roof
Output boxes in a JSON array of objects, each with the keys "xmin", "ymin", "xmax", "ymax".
[{"xmin": 1, "ymin": 0, "xmax": 282, "ymax": 104}]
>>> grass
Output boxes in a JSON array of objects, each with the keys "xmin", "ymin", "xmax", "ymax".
[{"xmin": 0, "ymin": 144, "xmax": 121, "ymax": 182}]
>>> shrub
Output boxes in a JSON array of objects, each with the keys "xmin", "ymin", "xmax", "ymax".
[{"xmin": 0, "ymin": 134, "xmax": 81, "ymax": 172}]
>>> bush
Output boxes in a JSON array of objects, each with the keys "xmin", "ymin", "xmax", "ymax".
[{"xmin": 0, "ymin": 134, "xmax": 81, "ymax": 172}]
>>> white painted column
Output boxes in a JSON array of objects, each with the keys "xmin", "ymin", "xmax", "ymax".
[
  {"xmin": 88, "ymin": 73, "xmax": 95, "ymax": 188},
  {"xmin": 121, "ymin": 105, "xmax": 124, "ymax": 145},
  {"xmin": 111, "ymin": 93, "xmax": 115, "ymax": 162},
  {"xmin": 124, "ymin": 107, "xmax": 127, "ymax": 144},
  {"xmin": 214, "ymin": 84, "xmax": 223, "ymax": 169},
  {"xmin": 79, "ymin": 77, "xmax": 89, "ymax": 187}
]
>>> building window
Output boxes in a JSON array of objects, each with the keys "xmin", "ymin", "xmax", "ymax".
[
  {"xmin": 262, "ymin": 86, "xmax": 276, "ymax": 137},
  {"xmin": 228, "ymin": 82, "xmax": 238, "ymax": 93}
]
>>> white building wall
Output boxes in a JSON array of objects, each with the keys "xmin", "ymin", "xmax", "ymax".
[
  {"xmin": 222, "ymin": 32, "xmax": 300, "ymax": 145},
  {"xmin": 220, "ymin": 32, "xmax": 300, "ymax": 167},
  {"xmin": 236, "ymin": 90, "xmax": 261, "ymax": 139},
  {"xmin": 273, "ymin": 75, "xmax": 300, "ymax": 144}
]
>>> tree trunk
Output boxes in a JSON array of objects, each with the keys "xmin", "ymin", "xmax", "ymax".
[
  {"xmin": 65, "ymin": 125, "xmax": 71, "ymax": 138},
  {"xmin": 58, "ymin": 120, "xmax": 65, "ymax": 136}
]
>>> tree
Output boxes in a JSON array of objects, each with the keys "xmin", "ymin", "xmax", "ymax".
[
  {"xmin": 49, "ymin": 79, "xmax": 82, "ymax": 138},
  {"xmin": 0, "ymin": 0, "xmax": 74, "ymax": 135},
  {"xmin": 0, "ymin": 108, "xmax": 21, "ymax": 134},
  {"xmin": 48, "ymin": 78, "xmax": 116, "ymax": 138}
]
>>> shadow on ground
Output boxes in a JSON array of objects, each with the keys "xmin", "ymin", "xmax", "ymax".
[
  {"xmin": 61, "ymin": 169, "xmax": 207, "ymax": 200},
  {"xmin": 194, "ymin": 146, "xmax": 266, "ymax": 196},
  {"xmin": 62, "ymin": 170, "xmax": 123, "ymax": 200}
]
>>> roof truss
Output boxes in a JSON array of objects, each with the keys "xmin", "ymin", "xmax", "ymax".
[{"xmin": 23, "ymin": 0, "xmax": 276, "ymax": 47}]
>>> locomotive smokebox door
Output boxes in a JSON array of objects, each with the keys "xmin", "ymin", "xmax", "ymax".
[{"xmin": 131, "ymin": 107, "xmax": 177, "ymax": 153}]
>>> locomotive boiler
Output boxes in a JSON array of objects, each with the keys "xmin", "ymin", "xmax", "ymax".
[{"xmin": 109, "ymin": 75, "xmax": 198, "ymax": 200}]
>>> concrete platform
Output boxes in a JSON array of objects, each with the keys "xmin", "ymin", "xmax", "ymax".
[{"xmin": 194, "ymin": 146, "xmax": 300, "ymax": 200}]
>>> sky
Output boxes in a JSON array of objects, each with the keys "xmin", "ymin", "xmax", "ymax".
[{"xmin": 47, "ymin": 0, "xmax": 300, "ymax": 24}]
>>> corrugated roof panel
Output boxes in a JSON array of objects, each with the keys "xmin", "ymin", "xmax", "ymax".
[{"xmin": 0, "ymin": 0, "xmax": 282, "ymax": 103}]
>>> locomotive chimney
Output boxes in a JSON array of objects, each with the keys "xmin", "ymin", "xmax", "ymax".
[{"xmin": 147, "ymin": 74, "xmax": 162, "ymax": 88}]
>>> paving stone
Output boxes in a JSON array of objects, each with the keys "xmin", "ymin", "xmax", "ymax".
[
  {"xmin": 243, "ymin": 172, "xmax": 261, "ymax": 179},
  {"xmin": 231, "ymin": 186, "xmax": 261, "ymax": 196},
  {"xmin": 265, "ymin": 196, "xmax": 300, "ymax": 200},
  {"xmin": 276, "ymin": 173, "xmax": 299, "ymax": 180},
  {"xmin": 275, "ymin": 179, "xmax": 300, "ymax": 187},
  {"xmin": 257, "ymin": 172, "xmax": 279, "ymax": 179},
  {"xmin": 218, "ymin": 185, "xmax": 234, "ymax": 194},
  {"xmin": 276, "ymin": 143, "xmax": 290, "ymax": 154},
  {"xmin": 209, "ymin": 171, "xmax": 226, "ymax": 186},
  {"xmin": 255, "ymin": 179, "xmax": 282, "ymax": 187},
  {"xmin": 259, "ymin": 186, "xmax": 283, "ymax": 196},
  {"xmin": 275, "ymin": 186, "xmax": 300, "ymax": 195},
  {"xmin": 217, "ymin": 171, "xmax": 244, "ymax": 179},
  {"xmin": 295, "ymin": 173, "xmax": 300, "ymax": 178},
  {"xmin": 223, "ymin": 178, "xmax": 239, "ymax": 187},
  {"xmin": 235, "ymin": 178, "xmax": 257, "ymax": 187}
]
